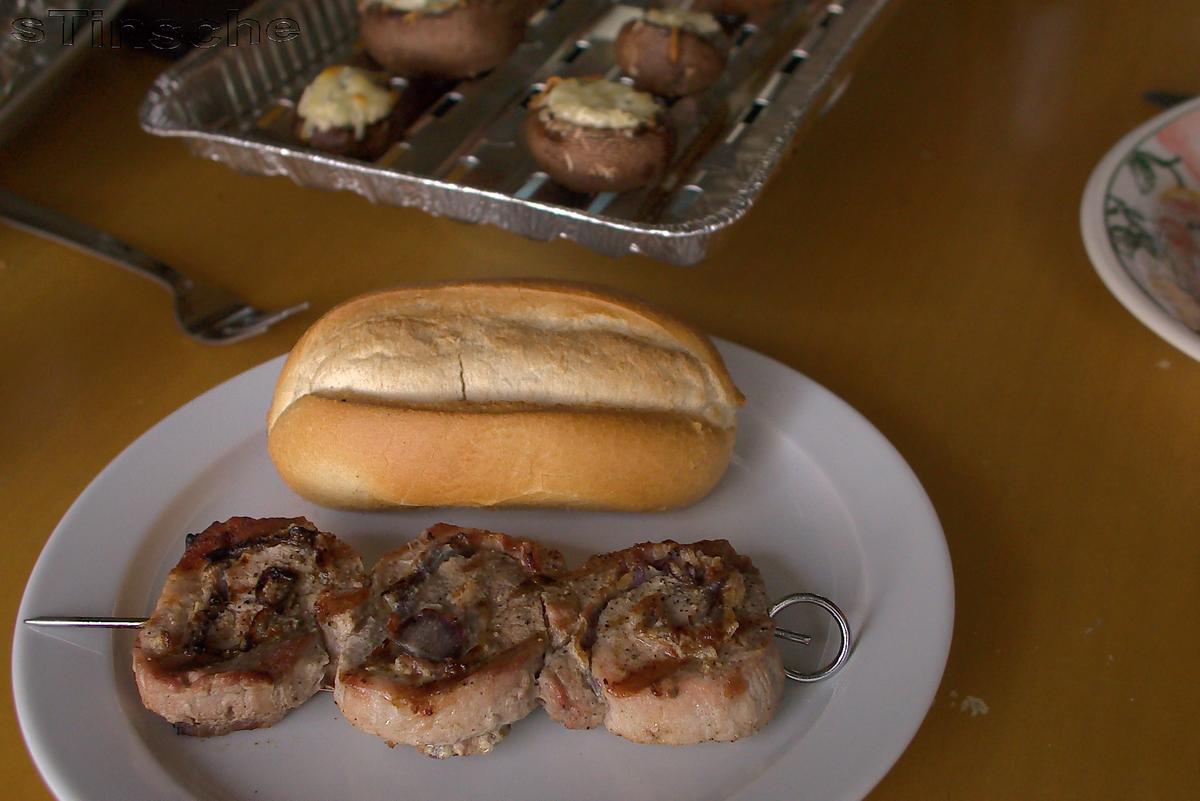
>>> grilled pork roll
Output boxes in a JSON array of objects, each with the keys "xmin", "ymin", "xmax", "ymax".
[
  {"xmin": 132, "ymin": 517, "xmax": 366, "ymax": 736},
  {"xmin": 333, "ymin": 524, "xmax": 564, "ymax": 757},
  {"xmin": 538, "ymin": 540, "xmax": 784, "ymax": 744}
]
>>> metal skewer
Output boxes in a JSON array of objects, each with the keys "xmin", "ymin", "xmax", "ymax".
[
  {"xmin": 25, "ymin": 592, "xmax": 854, "ymax": 684},
  {"xmin": 769, "ymin": 593, "xmax": 853, "ymax": 683},
  {"xmin": 26, "ymin": 618, "xmax": 819, "ymax": 643},
  {"xmin": 24, "ymin": 616, "xmax": 147, "ymax": 629},
  {"xmin": 774, "ymin": 627, "xmax": 813, "ymax": 645},
  {"xmin": 22, "ymin": 615, "xmax": 338, "ymax": 692}
]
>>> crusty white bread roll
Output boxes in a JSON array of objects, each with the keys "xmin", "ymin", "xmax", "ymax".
[{"xmin": 267, "ymin": 281, "xmax": 744, "ymax": 510}]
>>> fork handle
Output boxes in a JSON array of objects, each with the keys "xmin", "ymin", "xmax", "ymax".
[{"xmin": 0, "ymin": 189, "xmax": 190, "ymax": 292}]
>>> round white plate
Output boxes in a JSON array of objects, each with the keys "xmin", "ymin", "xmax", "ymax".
[
  {"xmin": 13, "ymin": 341, "xmax": 953, "ymax": 801},
  {"xmin": 1081, "ymin": 96, "xmax": 1200, "ymax": 361}
]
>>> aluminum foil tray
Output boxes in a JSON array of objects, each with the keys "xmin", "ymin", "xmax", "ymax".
[{"xmin": 140, "ymin": 0, "xmax": 891, "ymax": 264}]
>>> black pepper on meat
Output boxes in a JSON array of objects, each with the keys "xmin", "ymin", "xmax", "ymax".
[
  {"xmin": 537, "ymin": 539, "xmax": 784, "ymax": 745},
  {"xmin": 132, "ymin": 517, "xmax": 366, "ymax": 737},
  {"xmin": 333, "ymin": 524, "xmax": 565, "ymax": 758}
]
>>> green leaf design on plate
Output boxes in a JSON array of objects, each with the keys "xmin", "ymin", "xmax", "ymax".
[
  {"xmin": 1129, "ymin": 151, "xmax": 1156, "ymax": 193},
  {"xmin": 1126, "ymin": 149, "xmax": 1185, "ymax": 194},
  {"xmin": 1109, "ymin": 224, "xmax": 1155, "ymax": 257},
  {"xmin": 1104, "ymin": 193, "xmax": 1159, "ymax": 258}
]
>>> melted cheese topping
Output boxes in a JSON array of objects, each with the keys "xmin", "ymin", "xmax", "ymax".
[
  {"xmin": 297, "ymin": 66, "xmax": 397, "ymax": 140},
  {"xmin": 644, "ymin": 8, "xmax": 721, "ymax": 35},
  {"xmin": 366, "ymin": 0, "xmax": 462, "ymax": 12},
  {"xmin": 541, "ymin": 78, "xmax": 660, "ymax": 130}
]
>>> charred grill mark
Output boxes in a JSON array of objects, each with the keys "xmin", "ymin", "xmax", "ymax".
[
  {"xmin": 202, "ymin": 522, "xmax": 319, "ymax": 565},
  {"xmin": 181, "ymin": 561, "xmax": 310, "ymax": 664},
  {"xmin": 256, "ymin": 567, "xmax": 298, "ymax": 611},
  {"xmin": 137, "ymin": 518, "xmax": 367, "ymax": 738},
  {"xmin": 182, "ymin": 575, "xmax": 230, "ymax": 659},
  {"xmin": 242, "ymin": 568, "xmax": 302, "ymax": 651},
  {"xmin": 183, "ymin": 609, "xmax": 219, "ymax": 658}
]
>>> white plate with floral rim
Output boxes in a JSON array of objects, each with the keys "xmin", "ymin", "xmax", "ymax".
[
  {"xmin": 13, "ymin": 341, "xmax": 953, "ymax": 801},
  {"xmin": 1082, "ymin": 96, "xmax": 1200, "ymax": 360}
]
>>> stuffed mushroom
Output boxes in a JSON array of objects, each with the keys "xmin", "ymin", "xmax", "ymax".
[
  {"xmin": 295, "ymin": 65, "xmax": 399, "ymax": 160},
  {"xmin": 615, "ymin": 9, "xmax": 728, "ymax": 97},
  {"xmin": 358, "ymin": 0, "xmax": 527, "ymax": 79},
  {"xmin": 524, "ymin": 77, "xmax": 675, "ymax": 194}
]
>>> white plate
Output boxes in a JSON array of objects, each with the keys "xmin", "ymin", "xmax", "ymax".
[
  {"xmin": 13, "ymin": 341, "xmax": 953, "ymax": 801},
  {"xmin": 1081, "ymin": 96, "xmax": 1200, "ymax": 361}
]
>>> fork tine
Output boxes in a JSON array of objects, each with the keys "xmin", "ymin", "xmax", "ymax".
[
  {"xmin": 179, "ymin": 303, "xmax": 256, "ymax": 339},
  {"xmin": 237, "ymin": 301, "xmax": 310, "ymax": 332},
  {"xmin": 207, "ymin": 301, "xmax": 310, "ymax": 343},
  {"xmin": 196, "ymin": 304, "xmax": 256, "ymax": 329}
]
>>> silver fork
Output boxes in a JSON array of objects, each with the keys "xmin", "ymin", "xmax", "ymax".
[{"xmin": 0, "ymin": 189, "xmax": 308, "ymax": 344}]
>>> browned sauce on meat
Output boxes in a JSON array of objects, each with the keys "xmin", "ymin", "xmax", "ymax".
[
  {"xmin": 723, "ymin": 672, "xmax": 748, "ymax": 698},
  {"xmin": 607, "ymin": 658, "xmax": 685, "ymax": 697},
  {"xmin": 379, "ymin": 636, "xmax": 545, "ymax": 713},
  {"xmin": 315, "ymin": 586, "xmax": 369, "ymax": 618}
]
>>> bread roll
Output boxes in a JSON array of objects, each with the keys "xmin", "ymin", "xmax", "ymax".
[{"xmin": 266, "ymin": 281, "xmax": 743, "ymax": 510}]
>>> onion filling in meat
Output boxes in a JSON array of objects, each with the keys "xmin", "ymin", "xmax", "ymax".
[
  {"xmin": 135, "ymin": 521, "xmax": 788, "ymax": 750},
  {"xmin": 538, "ymin": 540, "xmax": 784, "ymax": 744},
  {"xmin": 133, "ymin": 517, "xmax": 365, "ymax": 736},
  {"xmin": 333, "ymin": 525, "xmax": 564, "ymax": 757}
]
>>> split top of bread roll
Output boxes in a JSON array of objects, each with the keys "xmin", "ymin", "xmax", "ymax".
[
  {"xmin": 267, "ymin": 281, "xmax": 744, "ymax": 510},
  {"xmin": 269, "ymin": 281, "xmax": 742, "ymax": 430}
]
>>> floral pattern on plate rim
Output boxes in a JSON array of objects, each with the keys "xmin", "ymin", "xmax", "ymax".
[{"xmin": 1104, "ymin": 109, "xmax": 1200, "ymax": 332}]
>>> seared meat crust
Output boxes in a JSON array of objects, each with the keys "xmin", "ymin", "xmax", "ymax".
[
  {"xmin": 135, "ymin": 521, "xmax": 786, "ymax": 748},
  {"xmin": 133, "ymin": 517, "xmax": 366, "ymax": 736}
]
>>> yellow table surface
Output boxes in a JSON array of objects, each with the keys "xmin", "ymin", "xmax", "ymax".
[{"xmin": 3, "ymin": 0, "xmax": 1199, "ymax": 797}]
